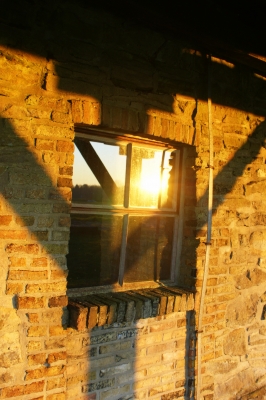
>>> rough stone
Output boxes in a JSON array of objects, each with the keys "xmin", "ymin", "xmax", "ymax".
[
  {"xmin": 223, "ymin": 328, "xmax": 247, "ymax": 356},
  {"xmin": 226, "ymin": 294, "xmax": 259, "ymax": 327}
]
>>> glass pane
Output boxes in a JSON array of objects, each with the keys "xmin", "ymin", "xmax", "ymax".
[
  {"xmin": 129, "ymin": 147, "xmax": 162, "ymax": 208},
  {"xmin": 72, "ymin": 140, "xmax": 127, "ymax": 206},
  {"xmin": 160, "ymin": 150, "xmax": 178, "ymax": 210},
  {"xmin": 67, "ymin": 214, "xmax": 123, "ymax": 288},
  {"xmin": 124, "ymin": 216, "xmax": 174, "ymax": 282}
]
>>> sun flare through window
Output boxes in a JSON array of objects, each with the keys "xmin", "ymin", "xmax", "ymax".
[{"xmin": 67, "ymin": 131, "xmax": 182, "ymax": 291}]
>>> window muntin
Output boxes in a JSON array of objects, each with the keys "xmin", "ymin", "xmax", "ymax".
[{"xmin": 67, "ymin": 132, "xmax": 181, "ymax": 290}]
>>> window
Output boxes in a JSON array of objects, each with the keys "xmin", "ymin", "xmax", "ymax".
[{"xmin": 67, "ymin": 129, "xmax": 183, "ymax": 292}]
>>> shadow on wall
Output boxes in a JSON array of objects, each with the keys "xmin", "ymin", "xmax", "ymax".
[
  {"xmin": 1, "ymin": 0, "xmax": 266, "ymax": 398},
  {"xmin": 1, "ymin": 117, "xmax": 266, "ymax": 398}
]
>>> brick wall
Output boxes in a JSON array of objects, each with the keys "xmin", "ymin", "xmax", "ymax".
[
  {"xmin": 66, "ymin": 311, "xmax": 194, "ymax": 400},
  {"xmin": 1, "ymin": 2, "xmax": 266, "ymax": 400}
]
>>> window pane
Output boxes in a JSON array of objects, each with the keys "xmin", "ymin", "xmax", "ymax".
[
  {"xmin": 124, "ymin": 216, "xmax": 174, "ymax": 282},
  {"xmin": 72, "ymin": 140, "xmax": 127, "ymax": 206},
  {"xmin": 160, "ymin": 150, "xmax": 178, "ymax": 210},
  {"xmin": 67, "ymin": 214, "xmax": 123, "ymax": 288},
  {"xmin": 129, "ymin": 147, "xmax": 161, "ymax": 208}
]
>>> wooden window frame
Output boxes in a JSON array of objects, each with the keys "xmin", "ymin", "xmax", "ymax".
[{"xmin": 67, "ymin": 127, "xmax": 185, "ymax": 295}]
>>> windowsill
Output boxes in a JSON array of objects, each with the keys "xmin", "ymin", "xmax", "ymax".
[{"xmin": 67, "ymin": 286, "xmax": 195, "ymax": 331}]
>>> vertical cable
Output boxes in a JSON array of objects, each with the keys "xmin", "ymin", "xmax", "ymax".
[{"xmin": 196, "ymin": 54, "xmax": 213, "ymax": 399}]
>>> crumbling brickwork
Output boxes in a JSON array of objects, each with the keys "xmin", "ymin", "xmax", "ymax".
[{"xmin": 1, "ymin": 1, "xmax": 266, "ymax": 400}]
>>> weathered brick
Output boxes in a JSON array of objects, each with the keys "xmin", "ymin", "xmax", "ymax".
[
  {"xmin": 31, "ymin": 257, "xmax": 48, "ymax": 267},
  {"xmin": 34, "ymin": 125, "xmax": 73, "ymax": 140},
  {"xmin": 45, "ymin": 338, "xmax": 66, "ymax": 350},
  {"xmin": 27, "ymin": 341, "xmax": 43, "ymax": 352},
  {"xmin": 26, "ymin": 282, "xmax": 66, "ymax": 294},
  {"xmin": 48, "ymin": 351, "xmax": 66, "ymax": 363},
  {"xmin": 0, "ymin": 381, "xmax": 45, "ymax": 398},
  {"xmin": 17, "ymin": 296, "xmax": 46, "ymax": 309},
  {"xmin": 46, "ymin": 393, "xmax": 66, "ymax": 400},
  {"xmin": 27, "ymin": 313, "xmax": 39, "ymax": 323},
  {"xmin": 50, "ymin": 270, "xmax": 68, "ymax": 279},
  {"xmin": 58, "ymin": 216, "xmax": 71, "ymax": 227},
  {"xmin": 59, "ymin": 166, "xmax": 73, "ymax": 175},
  {"xmin": 68, "ymin": 301, "xmax": 88, "ymax": 331},
  {"xmin": 25, "ymin": 365, "xmax": 65, "ymax": 380},
  {"xmin": 82, "ymin": 378, "xmax": 115, "ymax": 393},
  {"xmin": 28, "ymin": 326, "xmax": 48, "ymax": 337},
  {"xmin": 46, "ymin": 376, "xmax": 66, "ymax": 391},
  {"xmin": 67, "ymin": 372, "xmax": 96, "ymax": 387},
  {"xmin": 37, "ymin": 217, "xmax": 54, "ymax": 228},
  {"xmin": 26, "ymin": 189, "xmax": 47, "ymax": 199},
  {"xmin": 9, "ymin": 270, "xmax": 48, "ymax": 280},
  {"xmin": 49, "ymin": 326, "xmax": 66, "ymax": 336},
  {"xmin": 28, "ymin": 353, "xmax": 47, "ymax": 366},
  {"xmin": 149, "ymin": 382, "xmax": 175, "ymax": 397},
  {"xmin": 6, "ymin": 282, "xmax": 24, "ymax": 294},
  {"xmin": 6, "ymin": 243, "xmax": 39, "ymax": 254},
  {"xmin": 49, "ymin": 296, "xmax": 68, "ymax": 308},
  {"xmin": 8, "ymin": 256, "xmax": 26, "ymax": 267},
  {"xmin": 56, "ymin": 140, "xmax": 74, "ymax": 153},
  {"xmin": 146, "ymin": 341, "xmax": 176, "ymax": 355},
  {"xmin": 36, "ymin": 139, "xmax": 55, "ymax": 151},
  {"xmin": 52, "ymin": 231, "xmax": 69, "ymax": 241},
  {"xmin": 57, "ymin": 177, "xmax": 72, "ymax": 188},
  {"xmin": 0, "ymin": 215, "xmax": 12, "ymax": 225},
  {"xmin": 42, "ymin": 244, "xmax": 68, "ymax": 255},
  {"xmin": 31, "ymin": 231, "xmax": 49, "ymax": 241},
  {"xmin": 0, "ymin": 230, "xmax": 27, "ymax": 239},
  {"xmin": 52, "ymin": 203, "xmax": 70, "ymax": 213},
  {"xmin": 15, "ymin": 216, "xmax": 35, "ymax": 226}
]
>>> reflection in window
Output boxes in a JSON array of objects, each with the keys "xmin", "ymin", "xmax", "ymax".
[
  {"xmin": 72, "ymin": 141, "xmax": 126, "ymax": 206},
  {"xmin": 124, "ymin": 216, "xmax": 174, "ymax": 282},
  {"xmin": 67, "ymin": 133, "xmax": 181, "ymax": 289},
  {"xmin": 67, "ymin": 214, "xmax": 123, "ymax": 288}
]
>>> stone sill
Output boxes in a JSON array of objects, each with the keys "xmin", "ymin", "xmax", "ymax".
[{"xmin": 68, "ymin": 287, "xmax": 195, "ymax": 331}]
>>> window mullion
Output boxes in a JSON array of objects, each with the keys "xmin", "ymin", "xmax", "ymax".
[
  {"xmin": 118, "ymin": 143, "xmax": 132, "ymax": 286},
  {"xmin": 172, "ymin": 150, "xmax": 180, "ymax": 211},
  {"xmin": 118, "ymin": 214, "xmax": 129, "ymax": 286},
  {"xmin": 158, "ymin": 149, "xmax": 166, "ymax": 209},
  {"xmin": 170, "ymin": 216, "xmax": 179, "ymax": 281},
  {"xmin": 124, "ymin": 143, "xmax": 132, "ymax": 208}
]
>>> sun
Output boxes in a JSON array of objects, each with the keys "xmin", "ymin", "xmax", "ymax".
[{"xmin": 139, "ymin": 170, "xmax": 169, "ymax": 197}]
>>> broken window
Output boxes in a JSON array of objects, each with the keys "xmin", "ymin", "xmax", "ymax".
[{"xmin": 67, "ymin": 130, "xmax": 182, "ymax": 291}]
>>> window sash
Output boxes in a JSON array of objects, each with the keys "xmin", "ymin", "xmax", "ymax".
[{"xmin": 68, "ymin": 132, "xmax": 182, "ymax": 290}]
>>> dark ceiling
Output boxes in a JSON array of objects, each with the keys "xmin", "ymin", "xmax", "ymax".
[{"xmin": 97, "ymin": 0, "xmax": 266, "ymax": 58}]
